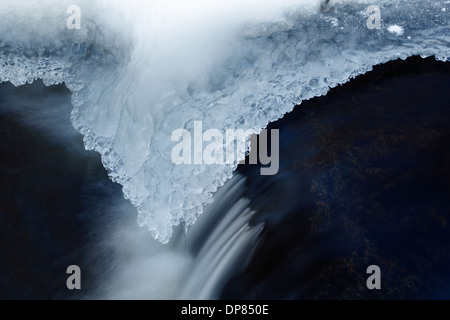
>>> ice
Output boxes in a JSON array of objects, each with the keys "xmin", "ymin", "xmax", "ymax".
[
  {"xmin": 388, "ymin": 25, "xmax": 405, "ymax": 36},
  {"xmin": 0, "ymin": 0, "xmax": 449, "ymax": 243}
]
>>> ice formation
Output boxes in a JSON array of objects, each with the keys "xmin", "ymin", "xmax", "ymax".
[{"xmin": 0, "ymin": 0, "xmax": 448, "ymax": 242}]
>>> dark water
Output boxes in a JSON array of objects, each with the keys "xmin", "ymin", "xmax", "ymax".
[
  {"xmin": 0, "ymin": 83, "xmax": 132, "ymax": 299},
  {"xmin": 0, "ymin": 56, "xmax": 449, "ymax": 299},
  {"xmin": 226, "ymin": 56, "xmax": 450, "ymax": 299}
]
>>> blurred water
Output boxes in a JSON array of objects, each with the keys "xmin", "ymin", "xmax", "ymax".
[
  {"xmin": 0, "ymin": 56, "xmax": 449, "ymax": 299},
  {"xmin": 0, "ymin": 80, "xmax": 261, "ymax": 300},
  {"xmin": 224, "ymin": 56, "xmax": 450, "ymax": 299}
]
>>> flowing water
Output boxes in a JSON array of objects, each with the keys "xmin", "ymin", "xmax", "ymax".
[{"xmin": 0, "ymin": 0, "xmax": 449, "ymax": 299}]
